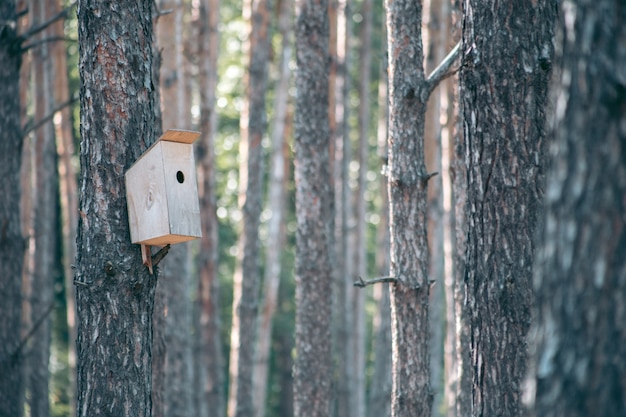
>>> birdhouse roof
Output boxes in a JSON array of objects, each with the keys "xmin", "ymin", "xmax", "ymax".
[{"xmin": 158, "ymin": 129, "xmax": 201, "ymax": 144}]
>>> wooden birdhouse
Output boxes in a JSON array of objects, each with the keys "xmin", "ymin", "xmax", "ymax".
[{"xmin": 125, "ymin": 129, "xmax": 202, "ymax": 255}]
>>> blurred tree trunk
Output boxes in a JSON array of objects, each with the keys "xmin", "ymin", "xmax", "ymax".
[
  {"xmin": 49, "ymin": 0, "xmax": 79, "ymax": 414},
  {"xmin": 526, "ymin": 2, "xmax": 626, "ymax": 416},
  {"xmin": 422, "ymin": 0, "xmax": 446, "ymax": 414},
  {"xmin": 196, "ymin": 0, "xmax": 224, "ymax": 415},
  {"xmin": 75, "ymin": 2, "xmax": 158, "ymax": 416},
  {"xmin": 352, "ymin": 0, "xmax": 372, "ymax": 414},
  {"xmin": 155, "ymin": 2, "xmax": 194, "ymax": 416},
  {"xmin": 367, "ymin": 21, "xmax": 391, "ymax": 417},
  {"xmin": 27, "ymin": 2, "xmax": 59, "ymax": 416},
  {"xmin": 228, "ymin": 0, "xmax": 271, "ymax": 413},
  {"xmin": 293, "ymin": 0, "xmax": 333, "ymax": 414},
  {"xmin": 253, "ymin": 0, "xmax": 291, "ymax": 415},
  {"xmin": 331, "ymin": 0, "xmax": 353, "ymax": 411},
  {"xmin": 0, "ymin": 1, "xmax": 24, "ymax": 416},
  {"xmin": 459, "ymin": 0, "xmax": 554, "ymax": 415}
]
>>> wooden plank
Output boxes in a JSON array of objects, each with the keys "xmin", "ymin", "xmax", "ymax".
[{"xmin": 159, "ymin": 129, "xmax": 201, "ymax": 144}]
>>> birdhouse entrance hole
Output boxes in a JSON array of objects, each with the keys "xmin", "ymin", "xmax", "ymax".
[{"xmin": 176, "ymin": 170, "xmax": 185, "ymax": 183}]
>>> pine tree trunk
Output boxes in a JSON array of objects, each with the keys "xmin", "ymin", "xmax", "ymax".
[
  {"xmin": 253, "ymin": 0, "xmax": 291, "ymax": 414},
  {"xmin": 50, "ymin": 0, "xmax": 79, "ymax": 413},
  {"xmin": 459, "ymin": 0, "xmax": 554, "ymax": 415},
  {"xmin": 293, "ymin": 0, "xmax": 333, "ymax": 414},
  {"xmin": 0, "ymin": 2, "xmax": 24, "ymax": 416},
  {"xmin": 156, "ymin": 2, "xmax": 194, "ymax": 416},
  {"xmin": 75, "ymin": 2, "xmax": 158, "ymax": 416},
  {"xmin": 526, "ymin": 2, "xmax": 626, "ymax": 416},
  {"xmin": 197, "ymin": 0, "xmax": 224, "ymax": 414},
  {"xmin": 28, "ymin": 1, "xmax": 59, "ymax": 415},
  {"xmin": 228, "ymin": 0, "xmax": 271, "ymax": 414},
  {"xmin": 385, "ymin": 0, "xmax": 433, "ymax": 415},
  {"xmin": 367, "ymin": 30, "xmax": 391, "ymax": 417}
]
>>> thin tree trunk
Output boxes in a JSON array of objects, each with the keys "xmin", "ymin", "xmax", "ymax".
[
  {"xmin": 293, "ymin": 0, "xmax": 333, "ymax": 414},
  {"xmin": 253, "ymin": 0, "xmax": 291, "ymax": 415},
  {"xmin": 459, "ymin": 0, "xmax": 554, "ymax": 415},
  {"xmin": 332, "ymin": 0, "xmax": 353, "ymax": 411},
  {"xmin": 526, "ymin": 2, "xmax": 626, "ymax": 416},
  {"xmin": 367, "ymin": 24, "xmax": 391, "ymax": 416},
  {"xmin": 352, "ymin": 0, "xmax": 372, "ymax": 414},
  {"xmin": 197, "ymin": 0, "xmax": 224, "ymax": 414},
  {"xmin": 228, "ymin": 0, "xmax": 271, "ymax": 414},
  {"xmin": 75, "ymin": 2, "xmax": 158, "ymax": 416},
  {"xmin": 0, "ymin": 1, "xmax": 24, "ymax": 415},
  {"xmin": 49, "ymin": 0, "xmax": 79, "ymax": 413},
  {"xmin": 385, "ymin": 0, "xmax": 434, "ymax": 414},
  {"xmin": 156, "ymin": 2, "xmax": 194, "ymax": 416},
  {"xmin": 29, "ymin": 2, "xmax": 58, "ymax": 415}
]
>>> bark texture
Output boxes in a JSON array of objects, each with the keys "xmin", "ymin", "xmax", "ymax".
[
  {"xmin": 526, "ymin": 2, "xmax": 626, "ymax": 416},
  {"xmin": 0, "ymin": 1, "xmax": 24, "ymax": 415},
  {"xmin": 385, "ymin": 0, "xmax": 432, "ymax": 415},
  {"xmin": 294, "ymin": 0, "xmax": 333, "ymax": 414},
  {"xmin": 459, "ymin": 1, "xmax": 554, "ymax": 416},
  {"xmin": 75, "ymin": 2, "xmax": 158, "ymax": 416}
]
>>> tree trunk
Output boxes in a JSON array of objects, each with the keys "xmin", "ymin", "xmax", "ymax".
[
  {"xmin": 367, "ymin": 26, "xmax": 391, "ymax": 417},
  {"xmin": 156, "ymin": 2, "xmax": 194, "ymax": 416},
  {"xmin": 197, "ymin": 0, "xmax": 224, "ymax": 414},
  {"xmin": 352, "ymin": 0, "xmax": 372, "ymax": 414},
  {"xmin": 331, "ymin": 0, "xmax": 353, "ymax": 411},
  {"xmin": 459, "ymin": 0, "xmax": 554, "ymax": 415},
  {"xmin": 526, "ymin": 2, "xmax": 626, "ymax": 416},
  {"xmin": 50, "ymin": 0, "xmax": 79, "ymax": 414},
  {"xmin": 293, "ymin": 0, "xmax": 333, "ymax": 414},
  {"xmin": 228, "ymin": 0, "xmax": 271, "ymax": 414},
  {"xmin": 75, "ymin": 2, "xmax": 158, "ymax": 416},
  {"xmin": 0, "ymin": 2, "xmax": 24, "ymax": 415},
  {"xmin": 422, "ymin": 0, "xmax": 446, "ymax": 414},
  {"xmin": 385, "ymin": 0, "xmax": 433, "ymax": 414},
  {"xmin": 253, "ymin": 0, "xmax": 291, "ymax": 414},
  {"xmin": 28, "ymin": 1, "xmax": 60, "ymax": 415}
]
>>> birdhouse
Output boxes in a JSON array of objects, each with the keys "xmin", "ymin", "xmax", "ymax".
[{"xmin": 125, "ymin": 129, "xmax": 202, "ymax": 248}]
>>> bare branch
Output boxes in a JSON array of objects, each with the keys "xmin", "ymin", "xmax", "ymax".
[
  {"xmin": 21, "ymin": 36, "xmax": 76, "ymax": 52},
  {"xmin": 354, "ymin": 276, "xmax": 397, "ymax": 288},
  {"xmin": 152, "ymin": 244, "xmax": 171, "ymax": 268},
  {"xmin": 21, "ymin": 1, "xmax": 77, "ymax": 40},
  {"xmin": 420, "ymin": 41, "xmax": 461, "ymax": 102},
  {"xmin": 23, "ymin": 96, "xmax": 78, "ymax": 136}
]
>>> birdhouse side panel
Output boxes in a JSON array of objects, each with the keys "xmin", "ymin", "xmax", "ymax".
[
  {"xmin": 125, "ymin": 143, "xmax": 171, "ymax": 244},
  {"xmin": 161, "ymin": 141, "xmax": 202, "ymax": 239}
]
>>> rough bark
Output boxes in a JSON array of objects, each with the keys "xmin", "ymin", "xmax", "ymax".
[
  {"xmin": 0, "ymin": 2, "xmax": 24, "ymax": 415},
  {"xmin": 385, "ymin": 0, "xmax": 432, "ymax": 415},
  {"xmin": 525, "ymin": 2, "xmax": 626, "ymax": 416},
  {"xmin": 75, "ymin": 2, "xmax": 158, "ymax": 416},
  {"xmin": 253, "ymin": 0, "xmax": 291, "ymax": 414},
  {"xmin": 459, "ymin": 0, "xmax": 554, "ymax": 416},
  {"xmin": 293, "ymin": 0, "xmax": 333, "ymax": 414},
  {"xmin": 228, "ymin": 0, "xmax": 271, "ymax": 414},
  {"xmin": 197, "ymin": 0, "xmax": 224, "ymax": 414}
]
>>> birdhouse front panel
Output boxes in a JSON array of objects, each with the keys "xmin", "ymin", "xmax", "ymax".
[
  {"xmin": 125, "ymin": 129, "xmax": 202, "ymax": 246},
  {"xmin": 161, "ymin": 140, "xmax": 202, "ymax": 239}
]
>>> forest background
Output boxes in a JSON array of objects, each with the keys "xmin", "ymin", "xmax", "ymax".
[{"xmin": 0, "ymin": 0, "xmax": 624, "ymax": 417}]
